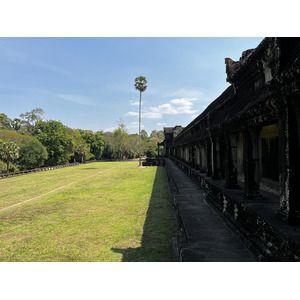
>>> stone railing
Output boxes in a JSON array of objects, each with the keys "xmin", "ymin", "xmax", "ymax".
[
  {"xmin": 142, "ymin": 157, "xmax": 165, "ymax": 166},
  {"xmin": 168, "ymin": 156, "xmax": 300, "ymax": 261},
  {"xmin": 0, "ymin": 162, "xmax": 80, "ymax": 180}
]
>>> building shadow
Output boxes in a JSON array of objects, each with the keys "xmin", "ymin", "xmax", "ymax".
[{"xmin": 111, "ymin": 166, "xmax": 176, "ymax": 262}]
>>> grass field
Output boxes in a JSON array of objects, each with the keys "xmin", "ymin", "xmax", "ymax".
[{"xmin": 0, "ymin": 161, "xmax": 176, "ymax": 262}]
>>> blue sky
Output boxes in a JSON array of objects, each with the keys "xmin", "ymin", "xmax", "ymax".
[{"xmin": 0, "ymin": 37, "xmax": 264, "ymax": 134}]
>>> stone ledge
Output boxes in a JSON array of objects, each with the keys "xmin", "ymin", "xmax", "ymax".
[{"xmin": 169, "ymin": 157, "xmax": 300, "ymax": 261}]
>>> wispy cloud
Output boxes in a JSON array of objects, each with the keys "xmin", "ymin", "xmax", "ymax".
[
  {"xmin": 156, "ymin": 122, "xmax": 167, "ymax": 126},
  {"xmin": 125, "ymin": 111, "xmax": 139, "ymax": 117},
  {"xmin": 0, "ymin": 45, "xmax": 71, "ymax": 76},
  {"xmin": 57, "ymin": 94, "xmax": 94, "ymax": 105},
  {"xmin": 0, "ymin": 45, "xmax": 27, "ymax": 62},
  {"xmin": 125, "ymin": 97, "xmax": 199, "ymax": 120},
  {"xmin": 130, "ymin": 100, "xmax": 144, "ymax": 106},
  {"xmin": 32, "ymin": 61, "xmax": 71, "ymax": 76}
]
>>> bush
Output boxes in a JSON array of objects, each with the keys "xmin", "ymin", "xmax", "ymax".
[
  {"xmin": 18, "ymin": 139, "xmax": 48, "ymax": 170},
  {"xmin": 0, "ymin": 160, "xmax": 19, "ymax": 173},
  {"xmin": 86, "ymin": 152, "xmax": 95, "ymax": 161}
]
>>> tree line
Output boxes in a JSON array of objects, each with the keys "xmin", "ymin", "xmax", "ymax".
[{"xmin": 0, "ymin": 109, "xmax": 164, "ymax": 173}]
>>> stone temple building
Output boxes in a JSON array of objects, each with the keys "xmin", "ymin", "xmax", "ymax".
[{"xmin": 164, "ymin": 37, "xmax": 300, "ymax": 225}]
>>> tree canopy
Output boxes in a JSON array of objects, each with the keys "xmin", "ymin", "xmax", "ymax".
[
  {"xmin": 20, "ymin": 108, "xmax": 44, "ymax": 133},
  {"xmin": 33, "ymin": 120, "xmax": 74, "ymax": 166},
  {"xmin": 0, "ymin": 107, "xmax": 165, "ymax": 172},
  {"xmin": 18, "ymin": 139, "xmax": 48, "ymax": 170},
  {"xmin": 0, "ymin": 140, "xmax": 19, "ymax": 173},
  {"xmin": 134, "ymin": 76, "xmax": 147, "ymax": 93}
]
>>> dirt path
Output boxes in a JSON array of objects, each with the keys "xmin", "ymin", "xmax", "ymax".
[{"xmin": 0, "ymin": 166, "xmax": 118, "ymax": 213}]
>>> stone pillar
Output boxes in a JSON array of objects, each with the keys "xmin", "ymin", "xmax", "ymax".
[
  {"xmin": 243, "ymin": 126, "xmax": 261, "ymax": 199},
  {"xmin": 181, "ymin": 147, "xmax": 183, "ymax": 161},
  {"xmin": 277, "ymin": 97, "xmax": 300, "ymax": 223},
  {"xmin": 197, "ymin": 143, "xmax": 202, "ymax": 171},
  {"xmin": 180, "ymin": 147, "xmax": 183, "ymax": 161},
  {"xmin": 185, "ymin": 146, "xmax": 189, "ymax": 164},
  {"xmin": 200, "ymin": 144, "xmax": 206, "ymax": 173},
  {"xmin": 192, "ymin": 145, "xmax": 195, "ymax": 168},
  {"xmin": 212, "ymin": 136, "xmax": 221, "ymax": 179},
  {"xmin": 192, "ymin": 145, "xmax": 196, "ymax": 168},
  {"xmin": 225, "ymin": 132, "xmax": 239, "ymax": 188},
  {"xmin": 206, "ymin": 138, "xmax": 212, "ymax": 177},
  {"xmin": 194, "ymin": 145, "xmax": 199, "ymax": 170}
]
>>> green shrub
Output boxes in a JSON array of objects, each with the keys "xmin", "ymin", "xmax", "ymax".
[
  {"xmin": 18, "ymin": 139, "xmax": 48, "ymax": 170},
  {"xmin": 85, "ymin": 152, "xmax": 95, "ymax": 161},
  {"xmin": 0, "ymin": 160, "xmax": 19, "ymax": 173}
]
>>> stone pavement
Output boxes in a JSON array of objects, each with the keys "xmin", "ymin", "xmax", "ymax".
[{"xmin": 165, "ymin": 158, "xmax": 257, "ymax": 262}]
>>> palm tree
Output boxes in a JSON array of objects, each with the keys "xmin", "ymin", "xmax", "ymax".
[
  {"xmin": 0, "ymin": 141, "xmax": 19, "ymax": 173},
  {"xmin": 76, "ymin": 144, "xmax": 90, "ymax": 163},
  {"xmin": 134, "ymin": 76, "xmax": 147, "ymax": 167}
]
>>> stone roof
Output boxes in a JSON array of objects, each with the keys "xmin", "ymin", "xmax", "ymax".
[
  {"xmin": 168, "ymin": 37, "xmax": 300, "ymax": 148},
  {"xmin": 225, "ymin": 49, "xmax": 255, "ymax": 83},
  {"xmin": 163, "ymin": 127, "xmax": 174, "ymax": 134}
]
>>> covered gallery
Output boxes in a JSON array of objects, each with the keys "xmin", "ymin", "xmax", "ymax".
[{"xmin": 164, "ymin": 37, "xmax": 300, "ymax": 224}]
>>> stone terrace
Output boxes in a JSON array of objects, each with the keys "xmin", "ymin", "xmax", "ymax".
[
  {"xmin": 166, "ymin": 157, "xmax": 300, "ymax": 261},
  {"xmin": 165, "ymin": 158, "xmax": 256, "ymax": 262}
]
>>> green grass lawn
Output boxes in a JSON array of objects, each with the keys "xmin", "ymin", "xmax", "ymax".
[{"xmin": 0, "ymin": 161, "xmax": 176, "ymax": 262}]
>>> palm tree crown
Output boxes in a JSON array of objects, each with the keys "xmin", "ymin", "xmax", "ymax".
[
  {"xmin": 134, "ymin": 76, "xmax": 147, "ymax": 93},
  {"xmin": 0, "ymin": 141, "xmax": 19, "ymax": 173}
]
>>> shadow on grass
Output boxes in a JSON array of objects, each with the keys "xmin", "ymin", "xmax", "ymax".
[{"xmin": 111, "ymin": 166, "xmax": 176, "ymax": 262}]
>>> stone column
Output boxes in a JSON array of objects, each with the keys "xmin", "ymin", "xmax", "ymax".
[
  {"xmin": 225, "ymin": 132, "xmax": 239, "ymax": 188},
  {"xmin": 206, "ymin": 138, "xmax": 212, "ymax": 177},
  {"xmin": 212, "ymin": 136, "xmax": 221, "ymax": 179},
  {"xmin": 192, "ymin": 145, "xmax": 196, "ymax": 168},
  {"xmin": 194, "ymin": 145, "xmax": 199, "ymax": 170},
  {"xmin": 185, "ymin": 146, "xmax": 189, "ymax": 164},
  {"xmin": 277, "ymin": 97, "xmax": 300, "ymax": 223},
  {"xmin": 200, "ymin": 144, "xmax": 206, "ymax": 173},
  {"xmin": 243, "ymin": 126, "xmax": 261, "ymax": 199},
  {"xmin": 197, "ymin": 143, "xmax": 202, "ymax": 171},
  {"xmin": 192, "ymin": 145, "xmax": 195, "ymax": 168}
]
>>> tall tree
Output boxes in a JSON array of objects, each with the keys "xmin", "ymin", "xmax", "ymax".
[
  {"xmin": 134, "ymin": 76, "xmax": 147, "ymax": 167},
  {"xmin": 20, "ymin": 107, "xmax": 44, "ymax": 133},
  {"xmin": 11, "ymin": 118, "xmax": 22, "ymax": 132},
  {"xmin": 79, "ymin": 130, "xmax": 104, "ymax": 160},
  {"xmin": 33, "ymin": 120, "xmax": 74, "ymax": 166},
  {"xmin": 150, "ymin": 130, "xmax": 164, "ymax": 140},
  {"xmin": 76, "ymin": 144, "xmax": 90, "ymax": 163},
  {"xmin": 140, "ymin": 130, "xmax": 148, "ymax": 141},
  {"xmin": 0, "ymin": 113, "xmax": 11, "ymax": 129},
  {"xmin": 0, "ymin": 141, "xmax": 19, "ymax": 173},
  {"xmin": 126, "ymin": 134, "xmax": 139, "ymax": 158},
  {"xmin": 113, "ymin": 119, "xmax": 129, "ymax": 160}
]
